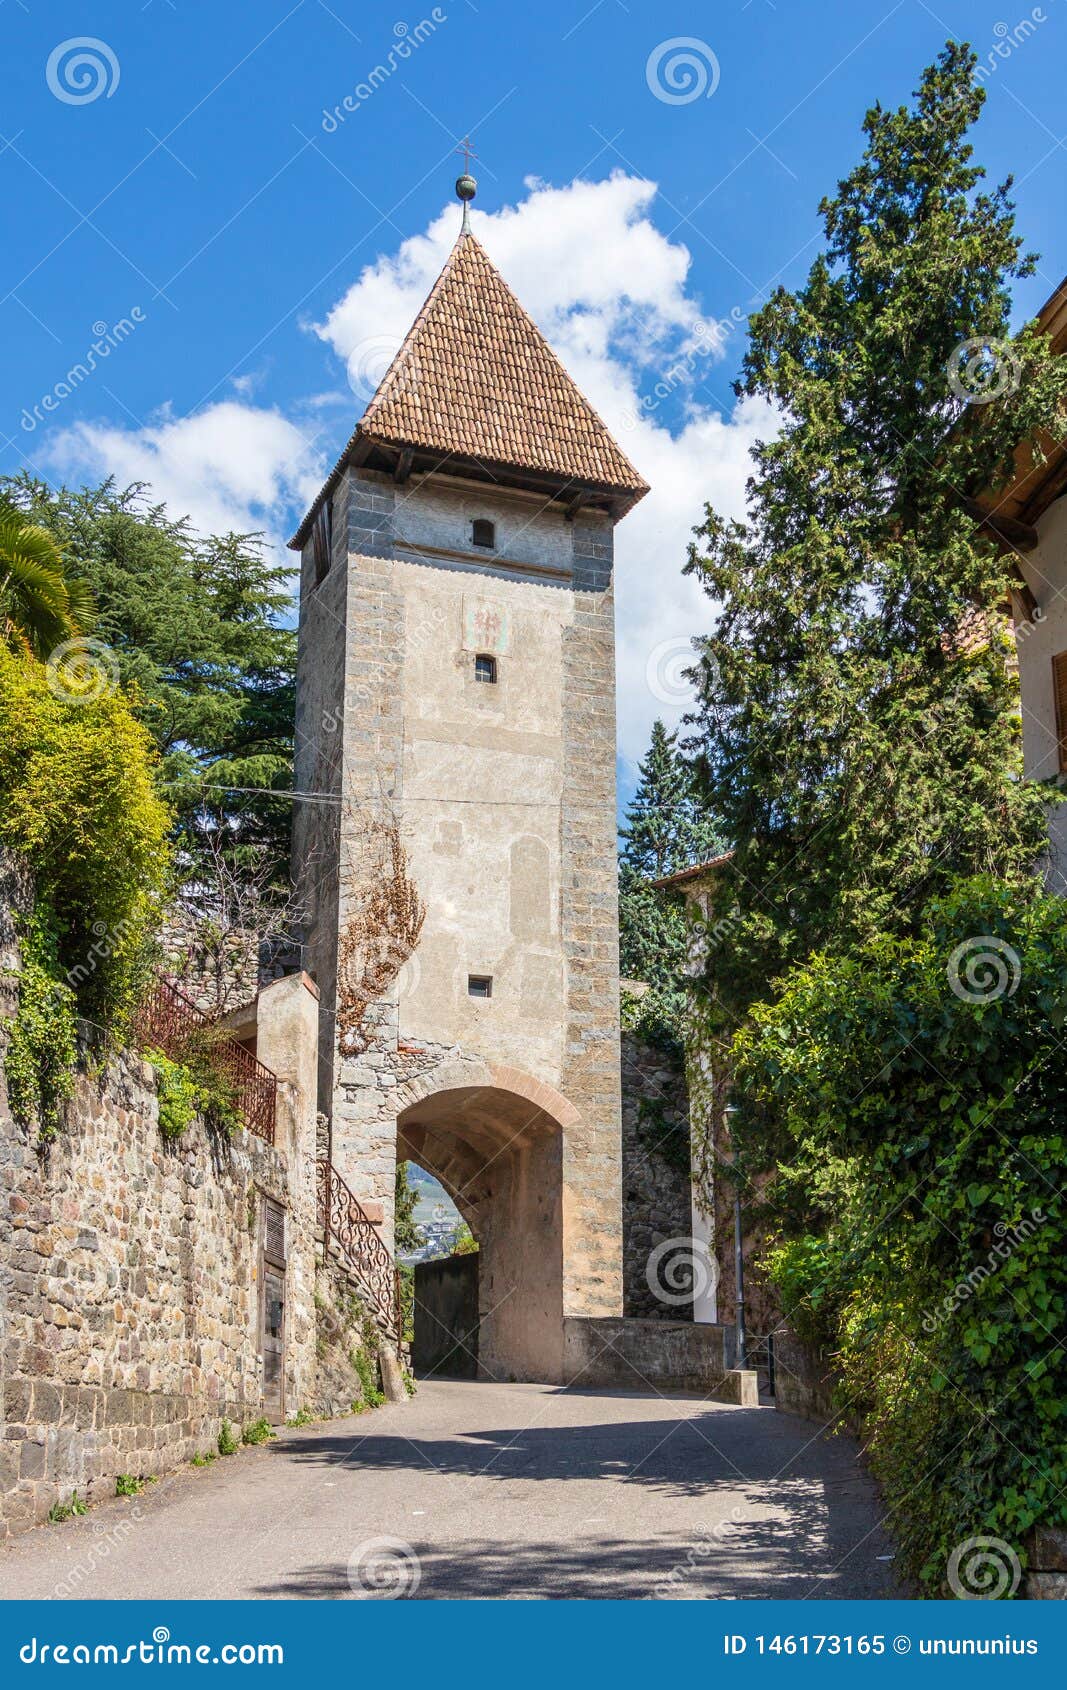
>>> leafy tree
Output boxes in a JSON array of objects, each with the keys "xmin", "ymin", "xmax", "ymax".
[
  {"xmin": 618, "ymin": 719, "xmax": 725, "ymax": 1048},
  {"xmin": 0, "ymin": 495, "xmax": 92, "ymax": 656},
  {"xmin": 685, "ymin": 43, "xmax": 1067, "ymax": 1029},
  {"xmin": 1, "ymin": 474, "xmax": 295, "ymax": 876}
]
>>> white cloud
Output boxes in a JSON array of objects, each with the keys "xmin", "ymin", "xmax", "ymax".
[
  {"xmin": 45, "ymin": 174, "xmax": 775, "ymax": 770},
  {"xmin": 44, "ymin": 401, "xmax": 325, "ymax": 548},
  {"xmin": 314, "ymin": 171, "xmax": 773, "ymax": 771}
]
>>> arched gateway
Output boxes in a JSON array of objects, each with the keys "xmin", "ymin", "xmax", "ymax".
[{"xmin": 289, "ymin": 174, "xmax": 650, "ymax": 1382}]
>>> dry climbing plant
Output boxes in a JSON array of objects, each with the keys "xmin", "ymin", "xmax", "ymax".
[{"xmin": 337, "ymin": 810, "xmax": 425, "ymax": 1051}]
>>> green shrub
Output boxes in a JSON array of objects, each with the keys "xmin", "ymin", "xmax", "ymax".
[
  {"xmin": 190, "ymin": 1451, "xmax": 216, "ymax": 1467},
  {"xmin": 115, "ymin": 1474, "xmax": 145, "ymax": 1497},
  {"xmin": 734, "ymin": 877, "xmax": 1067, "ymax": 1595},
  {"xmin": 217, "ymin": 1419, "xmax": 238, "ymax": 1456},
  {"xmin": 144, "ymin": 1034, "xmax": 241, "ymax": 1141},
  {"xmin": 241, "ymin": 1418, "xmax": 274, "ymax": 1446},
  {"xmin": 285, "ymin": 1407, "xmax": 314, "ymax": 1428},
  {"xmin": 0, "ymin": 643, "xmax": 172, "ymax": 1032}
]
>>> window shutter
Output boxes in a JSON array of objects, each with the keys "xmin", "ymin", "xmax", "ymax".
[{"xmin": 1053, "ymin": 652, "xmax": 1067, "ymax": 774}]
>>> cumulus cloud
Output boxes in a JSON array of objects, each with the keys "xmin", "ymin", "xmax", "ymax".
[
  {"xmin": 46, "ymin": 173, "xmax": 774, "ymax": 770},
  {"xmin": 44, "ymin": 401, "xmax": 325, "ymax": 548},
  {"xmin": 314, "ymin": 171, "xmax": 772, "ymax": 771}
]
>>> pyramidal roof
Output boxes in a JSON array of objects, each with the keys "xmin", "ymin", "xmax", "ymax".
[{"xmin": 291, "ymin": 230, "xmax": 648, "ymax": 547}]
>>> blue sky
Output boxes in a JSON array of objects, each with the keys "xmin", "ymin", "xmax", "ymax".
[{"xmin": 4, "ymin": 0, "xmax": 1065, "ymax": 803}]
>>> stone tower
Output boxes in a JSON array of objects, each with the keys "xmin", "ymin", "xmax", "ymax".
[{"xmin": 290, "ymin": 191, "xmax": 648, "ymax": 1382}]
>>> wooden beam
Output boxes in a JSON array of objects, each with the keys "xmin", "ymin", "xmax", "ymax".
[
  {"xmin": 962, "ymin": 497, "xmax": 1040, "ymax": 553},
  {"xmin": 564, "ymin": 490, "xmax": 589, "ymax": 523},
  {"xmin": 393, "ymin": 447, "xmax": 414, "ymax": 485}
]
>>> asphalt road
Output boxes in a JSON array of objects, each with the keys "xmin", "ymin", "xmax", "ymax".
[{"xmin": 0, "ymin": 1380, "xmax": 902, "ymax": 1600}]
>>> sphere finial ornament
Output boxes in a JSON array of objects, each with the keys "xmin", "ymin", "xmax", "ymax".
[{"xmin": 455, "ymin": 137, "xmax": 477, "ymax": 231}]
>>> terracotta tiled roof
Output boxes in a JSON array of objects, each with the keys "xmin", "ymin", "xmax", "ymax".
[
  {"xmin": 651, "ymin": 852, "xmax": 735, "ymax": 890},
  {"xmin": 291, "ymin": 231, "xmax": 647, "ymax": 547}
]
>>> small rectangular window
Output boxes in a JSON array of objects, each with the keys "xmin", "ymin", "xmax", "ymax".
[
  {"xmin": 474, "ymin": 653, "xmax": 497, "ymax": 684},
  {"xmin": 471, "ymin": 518, "xmax": 495, "ymax": 549},
  {"xmin": 467, "ymin": 975, "xmax": 493, "ymax": 999},
  {"xmin": 1053, "ymin": 651, "xmax": 1067, "ymax": 774}
]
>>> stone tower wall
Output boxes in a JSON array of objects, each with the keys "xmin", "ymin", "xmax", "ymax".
[{"xmin": 294, "ymin": 466, "xmax": 626, "ymax": 1375}]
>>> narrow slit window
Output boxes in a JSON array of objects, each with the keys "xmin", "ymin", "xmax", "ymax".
[
  {"xmin": 1053, "ymin": 651, "xmax": 1067, "ymax": 773},
  {"xmin": 312, "ymin": 502, "xmax": 332, "ymax": 585},
  {"xmin": 471, "ymin": 518, "xmax": 495, "ymax": 549},
  {"xmin": 474, "ymin": 653, "xmax": 497, "ymax": 684},
  {"xmin": 467, "ymin": 975, "xmax": 493, "ymax": 999}
]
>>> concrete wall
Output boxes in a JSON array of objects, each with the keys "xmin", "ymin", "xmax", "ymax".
[
  {"xmin": 562, "ymin": 1315, "xmax": 731, "ymax": 1392},
  {"xmin": 1014, "ymin": 492, "xmax": 1067, "ymax": 889},
  {"xmin": 293, "ymin": 465, "xmax": 626, "ymax": 1382}
]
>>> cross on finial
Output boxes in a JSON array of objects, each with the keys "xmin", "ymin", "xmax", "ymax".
[{"xmin": 456, "ymin": 136, "xmax": 477, "ymax": 171}]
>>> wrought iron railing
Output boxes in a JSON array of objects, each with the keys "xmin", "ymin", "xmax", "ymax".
[
  {"xmin": 316, "ymin": 1158, "xmax": 402, "ymax": 1344},
  {"xmin": 134, "ymin": 976, "xmax": 278, "ymax": 1145}
]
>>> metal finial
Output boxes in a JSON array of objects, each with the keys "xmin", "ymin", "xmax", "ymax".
[{"xmin": 455, "ymin": 136, "xmax": 477, "ymax": 232}]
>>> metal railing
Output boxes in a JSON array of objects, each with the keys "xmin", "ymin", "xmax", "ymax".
[
  {"xmin": 134, "ymin": 976, "xmax": 278, "ymax": 1146},
  {"xmin": 316, "ymin": 1158, "xmax": 402, "ymax": 1344}
]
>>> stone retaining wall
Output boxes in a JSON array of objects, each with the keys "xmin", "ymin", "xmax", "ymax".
[
  {"xmin": 0, "ymin": 860, "xmax": 375, "ymax": 1539},
  {"xmin": 620, "ymin": 1032, "xmax": 693, "ymax": 1319},
  {"xmin": 0, "ymin": 1051, "xmax": 317, "ymax": 1537}
]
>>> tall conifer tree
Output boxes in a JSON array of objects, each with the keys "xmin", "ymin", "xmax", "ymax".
[{"xmin": 686, "ymin": 43, "xmax": 1067, "ymax": 1022}]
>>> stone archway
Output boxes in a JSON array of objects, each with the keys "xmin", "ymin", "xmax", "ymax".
[{"xmin": 398, "ymin": 1071, "xmax": 573, "ymax": 1382}]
